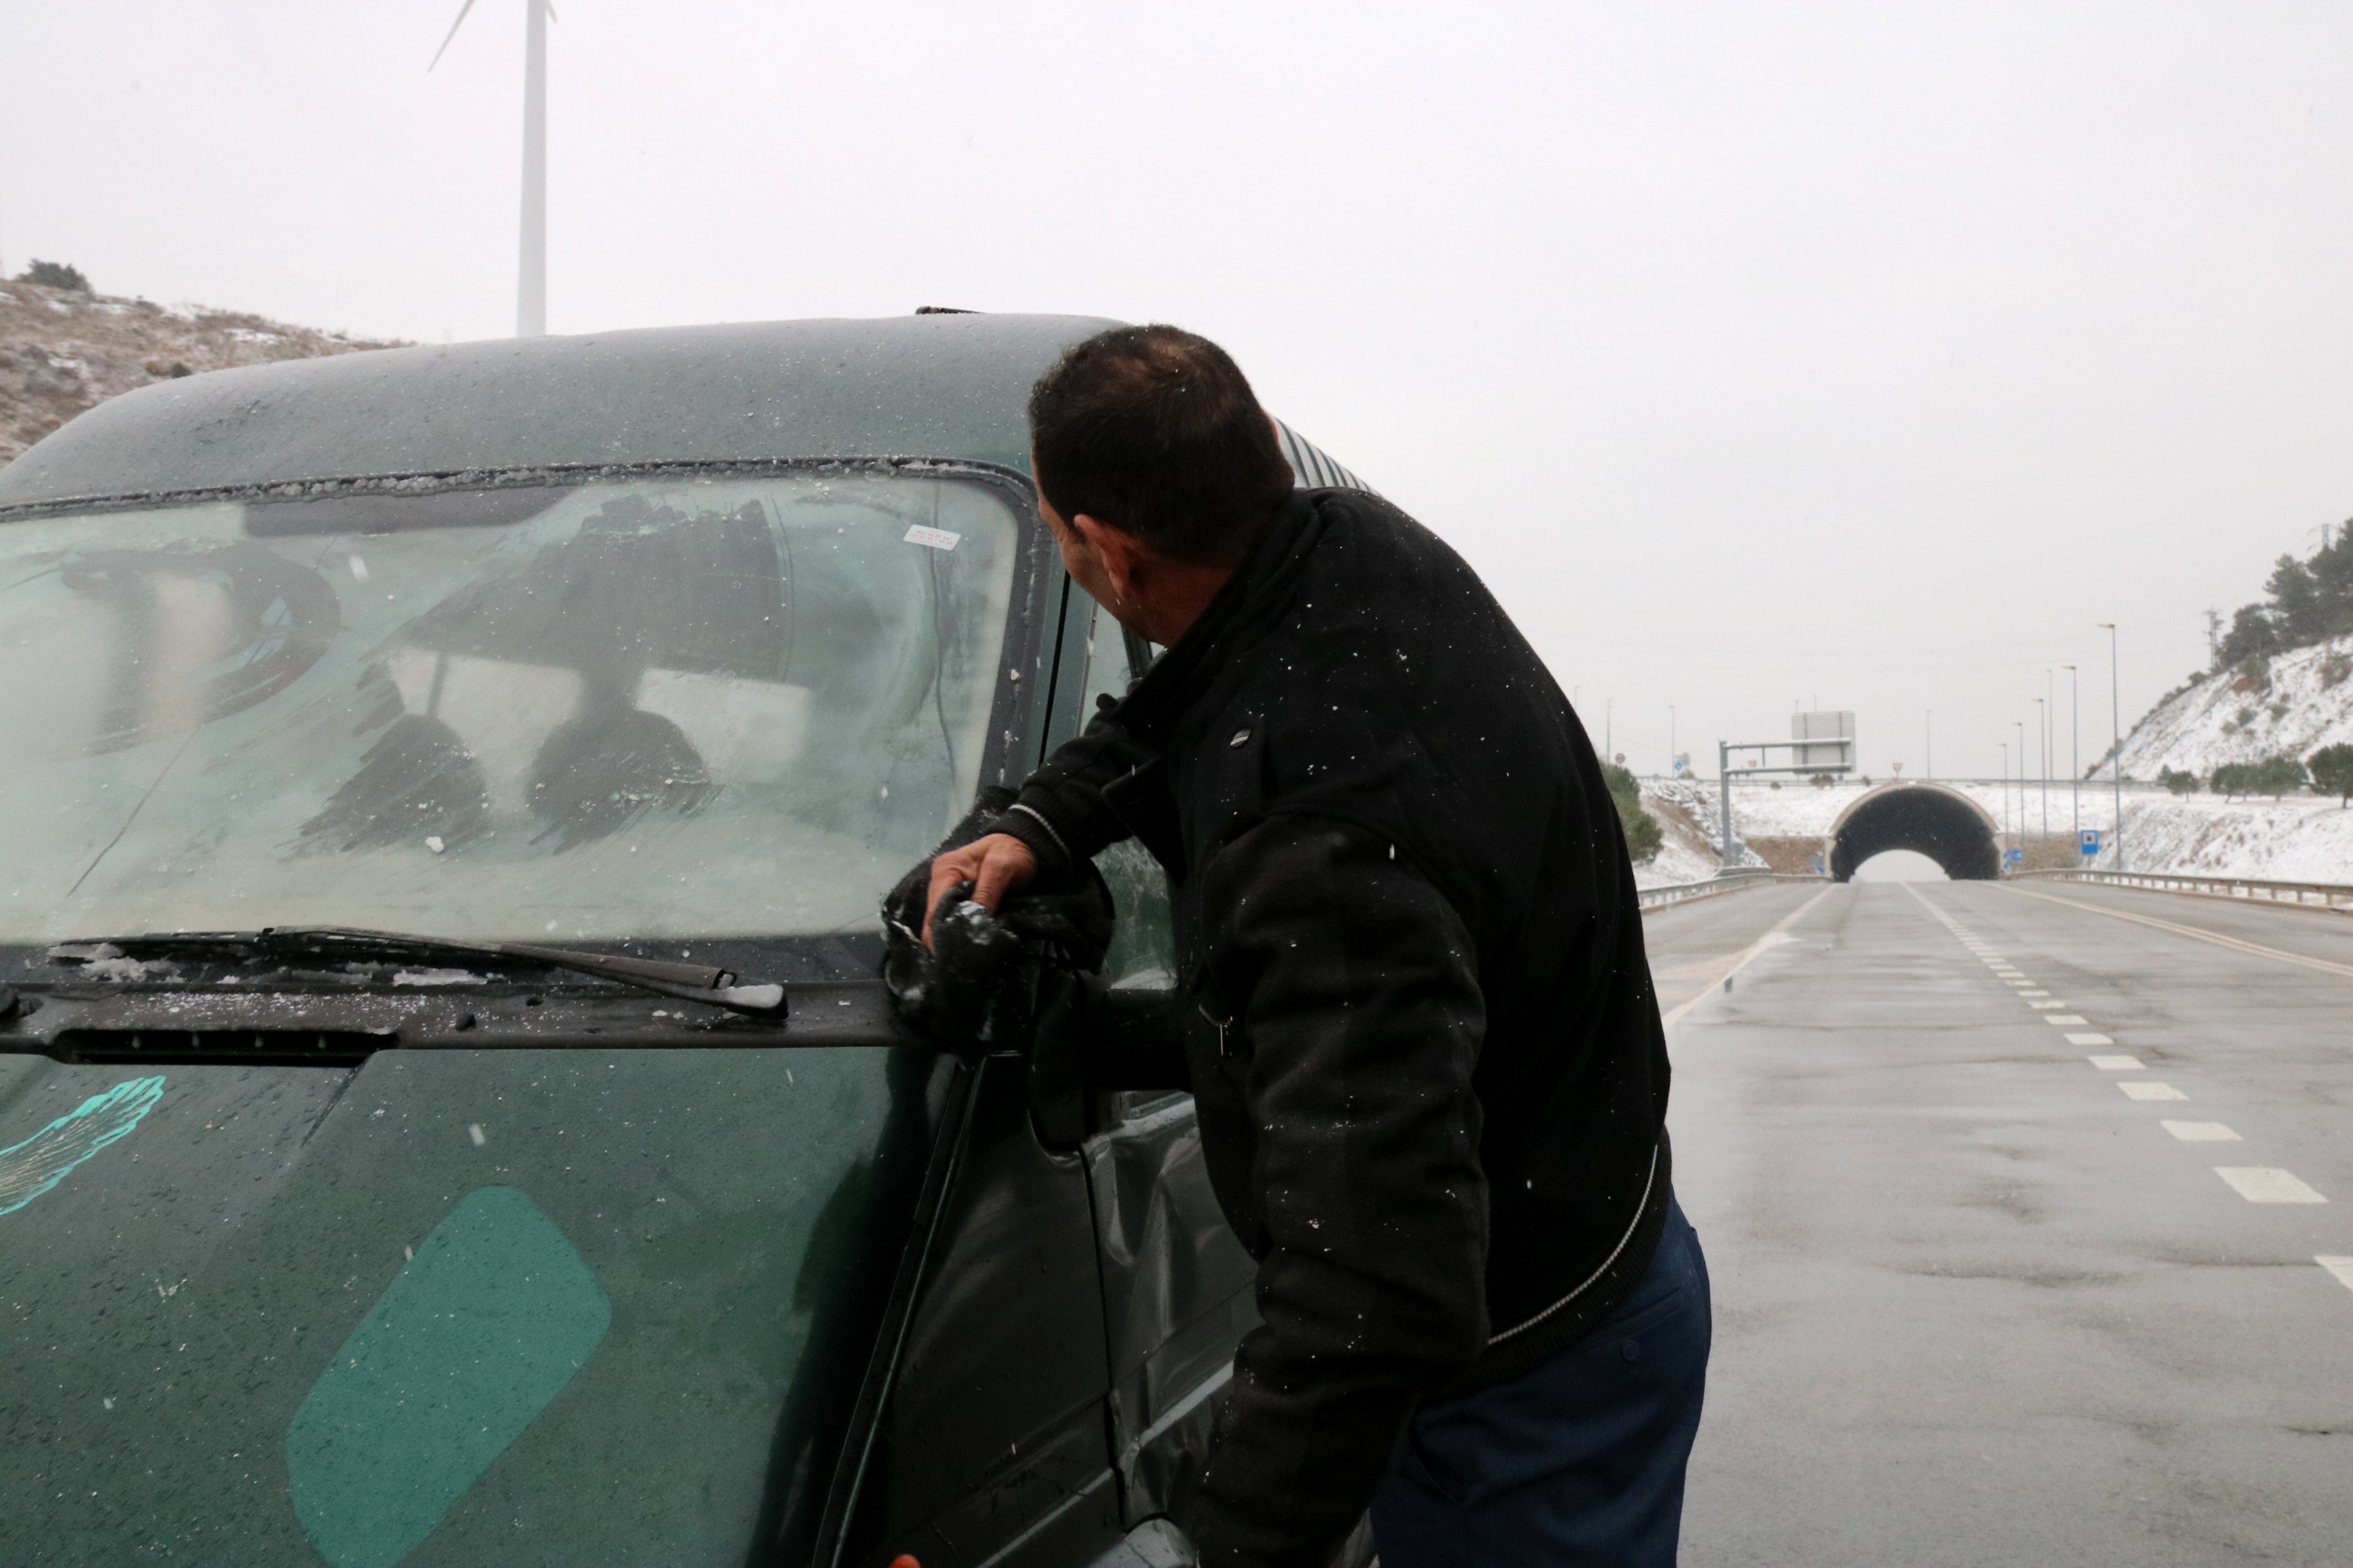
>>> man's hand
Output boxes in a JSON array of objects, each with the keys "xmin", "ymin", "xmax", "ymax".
[{"xmin": 923, "ymin": 832, "xmax": 1038, "ymax": 948}]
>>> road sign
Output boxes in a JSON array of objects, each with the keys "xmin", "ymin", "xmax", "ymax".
[
  {"xmin": 2005, "ymin": 848, "xmax": 2024, "ymax": 867},
  {"xmin": 2079, "ymin": 829, "xmax": 2101, "ymax": 857}
]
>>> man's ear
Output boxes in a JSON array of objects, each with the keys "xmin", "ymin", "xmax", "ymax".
[{"xmin": 1069, "ymin": 512, "xmax": 1146, "ymax": 602}]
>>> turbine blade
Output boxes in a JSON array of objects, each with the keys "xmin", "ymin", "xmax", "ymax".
[{"xmin": 427, "ymin": 0, "xmax": 478, "ymax": 70}]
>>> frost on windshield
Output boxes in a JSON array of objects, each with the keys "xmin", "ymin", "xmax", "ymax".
[{"xmin": 0, "ymin": 470, "xmax": 1021, "ymax": 943}]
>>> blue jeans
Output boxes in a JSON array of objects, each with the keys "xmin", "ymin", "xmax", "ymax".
[{"xmin": 1370, "ymin": 1196, "xmax": 1712, "ymax": 1568}]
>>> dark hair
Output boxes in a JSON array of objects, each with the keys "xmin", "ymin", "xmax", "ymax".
[{"xmin": 1027, "ymin": 325, "xmax": 1294, "ymax": 564}]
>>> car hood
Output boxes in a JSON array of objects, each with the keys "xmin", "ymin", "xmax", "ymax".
[{"xmin": 0, "ymin": 1041, "xmax": 945, "ymax": 1567}]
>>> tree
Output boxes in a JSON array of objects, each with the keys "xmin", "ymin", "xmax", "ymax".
[
  {"xmin": 2248, "ymin": 754, "xmax": 2309, "ymax": 798},
  {"xmin": 14, "ymin": 259, "xmax": 89, "ymax": 292},
  {"xmin": 2309, "ymin": 743, "xmax": 2353, "ymax": 807},
  {"xmin": 2212, "ymin": 524, "xmax": 2353, "ymax": 667},
  {"xmin": 2210, "ymin": 762, "xmax": 2248, "ymax": 799},
  {"xmin": 2216, "ymin": 604, "xmax": 2279, "ymax": 669},
  {"xmin": 2159, "ymin": 767, "xmax": 2198, "ymax": 795},
  {"xmin": 1601, "ymin": 763, "xmax": 1664, "ymax": 866}
]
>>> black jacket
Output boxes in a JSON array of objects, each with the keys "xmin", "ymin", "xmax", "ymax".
[{"xmin": 991, "ymin": 489, "xmax": 1672, "ymax": 1568}]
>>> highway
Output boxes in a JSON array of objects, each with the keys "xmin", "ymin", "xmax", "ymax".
[{"xmin": 1647, "ymin": 879, "xmax": 2353, "ymax": 1566}]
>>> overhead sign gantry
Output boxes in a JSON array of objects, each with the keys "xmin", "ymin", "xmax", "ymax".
[{"xmin": 1716, "ymin": 711, "xmax": 1855, "ymax": 871}]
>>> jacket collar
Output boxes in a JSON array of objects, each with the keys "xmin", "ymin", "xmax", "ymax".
[{"xmin": 1109, "ymin": 492, "xmax": 1324, "ymax": 747}]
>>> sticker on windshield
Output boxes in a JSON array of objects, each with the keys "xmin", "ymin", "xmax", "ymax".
[
  {"xmin": 0, "ymin": 1075, "xmax": 167, "ymax": 1217},
  {"xmin": 903, "ymin": 523, "xmax": 962, "ymax": 551}
]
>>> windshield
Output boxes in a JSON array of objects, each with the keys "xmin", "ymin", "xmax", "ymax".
[{"xmin": 0, "ymin": 468, "xmax": 1023, "ymax": 945}]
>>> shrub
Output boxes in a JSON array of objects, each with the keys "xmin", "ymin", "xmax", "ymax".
[
  {"xmin": 15, "ymin": 259, "xmax": 89, "ymax": 291},
  {"xmin": 2211, "ymin": 762, "xmax": 2246, "ymax": 798},
  {"xmin": 2159, "ymin": 767, "xmax": 2198, "ymax": 795},
  {"xmin": 1601, "ymin": 763, "xmax": 1664, "ymax": 866},
  {"xmin": 2309, "ymin": 743, "xmax": 2353, "ymax": 806}
]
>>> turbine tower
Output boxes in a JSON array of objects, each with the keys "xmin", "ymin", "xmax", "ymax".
[{"xmin": 431, "ymin": 0, "xmax": 554, "ymax": 337}]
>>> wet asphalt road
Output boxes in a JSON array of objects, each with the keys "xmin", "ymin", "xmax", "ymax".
[{"xmin": 1646, "ymin": 880, "xmax": 2353, "ymax": 1566}]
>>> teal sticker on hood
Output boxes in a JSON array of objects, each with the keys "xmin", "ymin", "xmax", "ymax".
[
  {"xmin": 0, "ymin": 1075, "xmax": 166, "ymax": 1217},
  {"xmin": 285, "ymin": 1184, "xmax": 612, "ymax": 1568}
]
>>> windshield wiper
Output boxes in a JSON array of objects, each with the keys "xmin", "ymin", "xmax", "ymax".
[{"xmin": 47, "ymin": 926, "xmax": 787, "ymax": 1020}]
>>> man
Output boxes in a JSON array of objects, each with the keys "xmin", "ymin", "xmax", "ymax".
[{"xmin": 915, "ymin": 325, "xmax": 1709, "ymax": 1567}]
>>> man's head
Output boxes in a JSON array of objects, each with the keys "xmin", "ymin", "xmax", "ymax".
[{"xmin": 1027, "ymin": 326, "xmax": 1294, "ymax": 641}]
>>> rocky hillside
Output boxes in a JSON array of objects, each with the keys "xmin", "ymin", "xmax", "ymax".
[
  {"xmin": 1, "ymin": 273, "xmax": 404, "ymax": 467},
  {"xmin": 2108, "ymin": 632, "xmax": 2353, "ymax": 784}
]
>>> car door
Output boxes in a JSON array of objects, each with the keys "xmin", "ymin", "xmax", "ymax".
[{"xmin": 1053, "ymin": 594, "xmax": 1261, "ymax": 1527}]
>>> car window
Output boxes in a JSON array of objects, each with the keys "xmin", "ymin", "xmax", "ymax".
[
  {"xmin": 1071, "ymin": 595, "xmax": 1176, "ymax": 990},
  {"xmin": 0, "ymin": 469, "xmax": 1022, "ymax": 944}
]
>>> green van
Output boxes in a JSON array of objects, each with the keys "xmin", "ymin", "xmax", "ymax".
[{"xmin": 0, "ymin": 314, "xmax": 1370, "ymax": 1568}]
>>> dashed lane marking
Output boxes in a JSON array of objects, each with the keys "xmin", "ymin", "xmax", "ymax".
[
  {"xmin": 1660, "ymin": 887, "xmax": 1834, "ymax": 1032},
  {"xmin": 2088, "ymin": 1055, "xmax": 2142, "ymax": 1070},
  {"xmin": 2006, "ymin": 887, "xmax": 2353, "ymax": 981},
  {"xmin": 2120, "ymin": 1082, "xmax": 2188, "ymax": 1101},
  {"xmin": 2161, "ymin": 1120, "xmax": 2241, "ymax": 1142},
  {"xmin": 2066, "ymin": 1032, "xmax": 2114, "ymax": 1045},
  {"xmin": 2044, "ymin": 1015, "xmax": 2089, "ymax": 1025},
  {"xmin": 2318, "ymin": 1257, "xmax": 2353, "ymax": 1293},
  {"xmin": 2215, "ymin": 1167, "xmax": 2327, "ymax": 1204},
  {"xmin": 2029, "ymin": 1000, "xmax": 2067, "ymax": 1010}
]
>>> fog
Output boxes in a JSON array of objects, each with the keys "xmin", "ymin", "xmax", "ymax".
[{"xmin": 7, "ymin": 1, "xmax": 2350, "ymax": 780}]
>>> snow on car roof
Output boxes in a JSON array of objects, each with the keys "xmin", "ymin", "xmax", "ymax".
[{"xmin": 0, "ymin": 312, "xmax": 1119, "ymax": 512}]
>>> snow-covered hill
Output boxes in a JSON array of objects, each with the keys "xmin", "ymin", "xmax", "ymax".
[
  {"xmin": 2106, "ymin": 633, "xmax": 2353, "ymax": 784},
  {"xmin": 1, "ymin": 276, "xmax": 402, "ymax": 466}
]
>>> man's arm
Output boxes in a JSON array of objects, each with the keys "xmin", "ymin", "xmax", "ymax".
[
  {"xmin": 987, "ymin": 712, "xmax": 1152, "ymax": 879},
  {"xmin": 924, "ymin": 714, "xmax": 1152, "ymax": 939},
  {"xmin": 1177, "ymin": 815, "xmax": 1490, "ymax": 1568}
]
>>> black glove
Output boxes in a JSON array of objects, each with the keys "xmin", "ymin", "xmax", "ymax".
[{"xmin": 881, "ymin": 789, "xmax": 1116, "ymax": 1046}]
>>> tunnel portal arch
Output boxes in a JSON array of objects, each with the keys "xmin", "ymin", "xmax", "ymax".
[{"xmin": 1825, "ymin": 782, "xmax": 2001, "ymax": 882}]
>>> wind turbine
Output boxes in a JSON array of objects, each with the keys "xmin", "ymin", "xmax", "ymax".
[{"xmin": 430, "ymin": 0, "xmax": 556, "ymax": 337}]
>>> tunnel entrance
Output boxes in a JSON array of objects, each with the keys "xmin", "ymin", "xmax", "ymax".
[{"xmin": 1827, "ymin": 782, "xmax": 2000, "ymax": 882}]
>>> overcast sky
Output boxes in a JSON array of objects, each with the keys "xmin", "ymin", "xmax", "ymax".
[{"xmin": 7, "ymin": 1, "xmax": 2350, "ymax": 782}]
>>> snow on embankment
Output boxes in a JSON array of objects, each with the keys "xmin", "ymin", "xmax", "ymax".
[
  {"xmin": 2110, "ymin": 633, "xmax": 2353, "ymax": 783},
  {"xmin": 2094, "ymin": 633, "xmax": 2353, "ymax": 883},
  {"xmin": 1, "ymin": 279, "xmax": 403, "ymax": 466}
]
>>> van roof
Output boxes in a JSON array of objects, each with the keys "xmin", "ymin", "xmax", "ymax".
[{"xmin": 0, "ymin": 312, "xmax": 1119, "ymax": 513}]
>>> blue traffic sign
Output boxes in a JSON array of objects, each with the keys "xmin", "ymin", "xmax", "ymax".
[
  {"xmin": 2005, "ymin": 847, "xmax": 2024, "ymax": 866},
  {"xmin": 2079, "ymin": 829, "xmax": 2101, "ymax": 856}
]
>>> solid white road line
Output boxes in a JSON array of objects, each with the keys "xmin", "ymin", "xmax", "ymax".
[
  {"xmin": 2120, "ymin": 1082, "xmax": 2188, "ymax": 1101},
  {"xmin": 1660, "ymin": 887, "xmax": 1834, "ymax": 1032},
  {"xmin": 2317, "ymin": 1257, "xmax": 2353, "ymax": 1293},
  {"xmin": 2214, "ymin": 1167, "xmax": 2327, "ymax": 1204},
  {"xmin": 2161, "ymin": 1120, "xmax": 2241, "ymax": 1142},
  {"xmin": 2088, "ymin": 1055, "xmax": 2142, "ymax": 1070},
  {"xmin": 2045, "ymin": 1014, "xmax": 2089, "ymax": 1025},
  {"xmin": 2007, "ymin": 886, "xmax": 2353, "ymax": 981}
]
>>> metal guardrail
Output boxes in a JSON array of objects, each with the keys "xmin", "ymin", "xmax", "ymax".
[
  {"xmin": 2013, "ymin": 868, "xmax": 2353, "ymax": 912},
  {"xmin": 1636, "ymin": 871, "xmax": 1826, "ymax": 911}
]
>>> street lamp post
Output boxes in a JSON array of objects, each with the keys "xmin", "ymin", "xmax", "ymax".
[
  {"xmin": 2098, "ymin": 623, "xmax": 2123, "ymax": 870},
  {"xmin": 2044, "ymin": 669, "xmax": 2055, "ymax": 842},
  {"xmin": 1999, "ymin": 740, "xmax": 2011, "ymax": 869},
  {"xmin": 1924, "ymin": 710, "xmax": 1932, "ymax": 780},
  {"xmin": 2063, "ymin": 664, "xmax": 2079, "ymax": 844},
  {"xmin": 2014, "ymin": 721, "xmax": 2026, "ymax": 866},
  {"xmin": 2034, "ymin": 694, "xmax": 2049, "ymax": 846}
]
